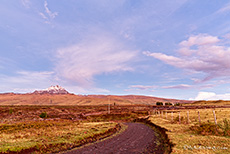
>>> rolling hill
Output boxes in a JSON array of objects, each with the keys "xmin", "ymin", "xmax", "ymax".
[{"xmin": 0, "ymin": 93, "xmax": 192, "ymax": 106}]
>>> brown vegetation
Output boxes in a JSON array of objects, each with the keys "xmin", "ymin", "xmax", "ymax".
[{"xmin": 0, "ymin": 93, "xmax": 192, "ymax": 106}]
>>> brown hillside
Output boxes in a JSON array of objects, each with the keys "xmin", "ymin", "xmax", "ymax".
[{"xmin": 0, "ymin": 93, "xmax": 192, "ymax": 105}]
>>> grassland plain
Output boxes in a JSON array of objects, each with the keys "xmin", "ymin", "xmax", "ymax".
[
  {"xmin": 149, "ymin": 108, "xmax": 230, "ymax": 154},
  {"xmin": 0, "ymin": 120, "xmax": 120, "ymax": 153},
  {"xmin": 0, "ymin": 105, "xmax": 149, "ymax": 153}
]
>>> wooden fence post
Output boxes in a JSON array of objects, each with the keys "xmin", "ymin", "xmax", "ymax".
[
  {"xmin": 198, "ymin": 111, "xmax": 201, "ymax": 125},
  {"xmin": 187, "ymin": 111, "xmax": 189, "ymax": 124},
  {"xmin": 179, "ymin": 112, "xmax": 181, "ymax": 124},
  {"xmin": 213, "ymin": 110, "xmax": 217, "ymax": 125}
]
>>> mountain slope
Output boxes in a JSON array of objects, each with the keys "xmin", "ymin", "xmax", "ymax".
[{"xmin": 0, "ymin": 93, "xmax": 192, "ymax": 105}]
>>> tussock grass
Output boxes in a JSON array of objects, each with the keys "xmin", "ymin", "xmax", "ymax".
[
  {"xmin": 0, "ymin": 120, "xmax": 118, "ymax": 153},
  {"xmin": 149, "ymin": 108, "xmax": 230, "ymax": 154}
]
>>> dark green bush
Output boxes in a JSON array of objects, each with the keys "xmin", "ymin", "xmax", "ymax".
[
  {"xmin": 9, "ymin": 109, "xmax": 13, "ymax": 114},
  {"xmin": 39, "ymin": 112, "xmax": 47, "ymax": 118},
  {"xmin": 165, "ymin": 102, "xmax": 172, "ymax": 106},
  {"xmin": 156, "ymin": 102, "xmax": 163, "ymax": 105}
]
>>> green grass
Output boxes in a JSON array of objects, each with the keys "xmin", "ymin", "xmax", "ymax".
[{"xmin": 0, "ymin": 120, "xmax": 119, "ymax": 153}]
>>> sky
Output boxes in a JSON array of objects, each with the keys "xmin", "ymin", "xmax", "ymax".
[{"xmin": 1, "ymin": 0, "xmax": 230, "ymax": 100}]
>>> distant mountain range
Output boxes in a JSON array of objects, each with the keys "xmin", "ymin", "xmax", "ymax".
[
  {"xmin": 33, "ymin": 85, "xmax": 69, "ymax": 94},
  {"xmin": 0, "ymin": 85, "xmax": 193, "ymax": 105}
]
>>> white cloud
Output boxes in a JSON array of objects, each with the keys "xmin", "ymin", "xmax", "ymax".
[
  {"xmin": 55, "ymin": 35, "xmax": 138, "ymax": 87},
  {"xmin": 44, "ymin": 1, "xmax": 58, "ymax": 19},
  {"xmin": 144, "ymin": 34, "xmax": 230, "ymax": 82},
  {"xmin": 21, "ymin": 0, "xmax": 30, "ymax": 8},
  {"xmin": 0, "ymin": 70, "xmax": 111, "ymax": 94},
  {"xmin": 129, "ymin": 85, "xmax": 157, "ymax": 90},
  {"xmin": 192, "ymin": 91, "xmax": 230, "ymax": 100},
  {"xmin": 179, "ymin": 34, "xmax": 219, "ymax": 47},
  {"xmin": 0, "ymin": 71, "xmax": 55, "ymax": 93},
  {"xmin": 39, "ymin": 12, "xmax": 48, "ymax": 20},
  {"xmin": 217, "ymin": 3, "xmax": 230, "ymax": 14},
  {"xmin": 39, "ymin": 1, "xmax": 58, "ymax": 23},
  {"xmin": 162, "ymin": 84, "xmax": 192, "ymax": 89}
]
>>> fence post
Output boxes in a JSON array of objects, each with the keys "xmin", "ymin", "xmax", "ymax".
[
  {"xmin": 108, "ymin": 97, "xmax": 110, "ymax": 114},
  {"xmin": 179, "ymin": 112, "xmax": 181, "ymax": 124},
  {"xmin": 213, "ymin": 110, "xmax": 217, "ymax": 125},
  {"xmin": 198, "ymin": 111, "xmax": 201, "ymax": 125},
  {"xmin": 171, "ymin": 112, "xmax": 173, "ymax": 121},
  {"xmin": 187, "ymin": 111, "xmax": 189, "ymax": 124}
]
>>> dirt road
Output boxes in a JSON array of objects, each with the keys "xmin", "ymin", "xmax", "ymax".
[{"xmin": 63, "ymin": 123, "xmax": 163, "ymax": 154}]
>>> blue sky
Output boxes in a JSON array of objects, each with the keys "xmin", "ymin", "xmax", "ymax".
[{"xmin": 1, "ymin": 0, "xmax": 230, "ymax": 100}]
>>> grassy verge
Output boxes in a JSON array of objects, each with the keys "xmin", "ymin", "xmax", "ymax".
[
  {"xmin": 149, "ymin": 108, "xmax": 230, "ymax": 154},
  {"xmin": 0, "ymin": 120, "xmax": 120, "ymax": 154}
]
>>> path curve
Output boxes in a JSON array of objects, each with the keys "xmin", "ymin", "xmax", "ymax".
[{"xmin": 63, "ymin": 123, "xmax": 162, "ymax": 154}]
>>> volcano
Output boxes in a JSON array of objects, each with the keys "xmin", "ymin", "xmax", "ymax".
[{"xmin": 33, "ymin": 85, "xmax": 69, "ymax": 94}]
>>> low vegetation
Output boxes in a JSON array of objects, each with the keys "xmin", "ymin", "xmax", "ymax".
[
  {"xmin": 149, "ymin": 108, "xmax": 230, "ymax": 154},
  {"xmin": 0, "ymin": 120, "xmax": 119, "ymax": 153},
  {"xmin": 0, "ymin": 105, "xmax": 149, "ymax": 153},
  {"xmin": 185, "ymin": 100, "xmax": 230, "ymax": 106}
]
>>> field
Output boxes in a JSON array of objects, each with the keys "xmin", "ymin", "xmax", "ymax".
[
  {"xmin": 149, "ymin": 107, "xmax": 230, "ymax": 154},
  {"xmin": 1, "ymin": 95, "xmax": 230, "ymax": 153},
  {"xmin": 0, "ymin": 105, "xmax": 149, "ymax": 153},
  {"xmin": 0, "ymin": 121, "xmax": 119, "ymax": 153}
]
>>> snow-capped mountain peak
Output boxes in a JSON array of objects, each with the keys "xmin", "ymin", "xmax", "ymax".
[{"xmin": 33, "ymin": 85, "xmax": 69, "ymax": 94}]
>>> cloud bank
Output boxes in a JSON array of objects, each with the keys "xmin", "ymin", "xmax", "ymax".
[
  {"xmin": 55, "ymin": 35, "xmax": 138, "ymax": 87},
  {"xmin": 193, "ymin": 91, "xmax": 230, "ymax": 100},
  {"xmin": 144, "ymin": 34, "xmax": 230, "ymax": 82}
]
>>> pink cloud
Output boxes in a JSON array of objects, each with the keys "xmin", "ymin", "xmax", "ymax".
[
  {"xmin": 162, "ymin": 84, "xmax": 192, "ymax": 89},
  {"xmin": 144, "ymin": 34, "xmax": 230, "ymax": 82},
  {"xmin": 55, "ymin": 35, "xmax": 138, "ymax": 87},
  {"xmin": 179, "ymin": 34, "xmax": 219, "ymax": 47},
  {"xmin": 129, "ymin": 85, "xmax": 157, "ymax": 90}
]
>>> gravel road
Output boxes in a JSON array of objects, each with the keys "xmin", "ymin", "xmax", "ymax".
[{"xmin": 63, "ymin": 123, "xmax": 162, "ymax": 154}]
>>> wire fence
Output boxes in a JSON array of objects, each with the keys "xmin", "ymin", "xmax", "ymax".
[{"xmin": 151, "ymin": 108, "xmax": 230, "ymax": 126}]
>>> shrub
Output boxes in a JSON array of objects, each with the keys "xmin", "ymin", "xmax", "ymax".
[
  {"xmin": 156, "ymin": 102, "xmax": 163, "ymax": 105},
  {"xmin": 9, "ymin": 109, "xmax": 13, "ymax": 114},
  {"xmin": 190, "ymin": 123, "xmax": 219, "ymax": 136},
  {"xmin": 39, "ymin": 112, "xmax": 47, "ymax": 118},
  {"xmin": 165, "ymin": 102, "xmax": 172, "ymax": 106},
  {"xmin": 218, "ymin": 118, "xmax": 230, "ymax": 136}
]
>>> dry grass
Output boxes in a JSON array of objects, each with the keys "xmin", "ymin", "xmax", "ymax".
[
  {"xmin": 185, "ymin": 100, "xmax": 230, "ymax": 106},
  {"xmin": 0, "ymin": 105, "xmax": 149, "ymax": 124},
  {"xmin": 0, "ymin": 93, "xmax": 190, "ymax": 106},
  {"xmin": 0, "ymin": 120, "xmax": 118, "ymax": 153},
  {"xmin": 149, "ymin": 108, "xmax": 230, "ymax": 154},
  {"xmin": 0, "ymin": 105, "xmax": 149, "ymax": 153}
]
